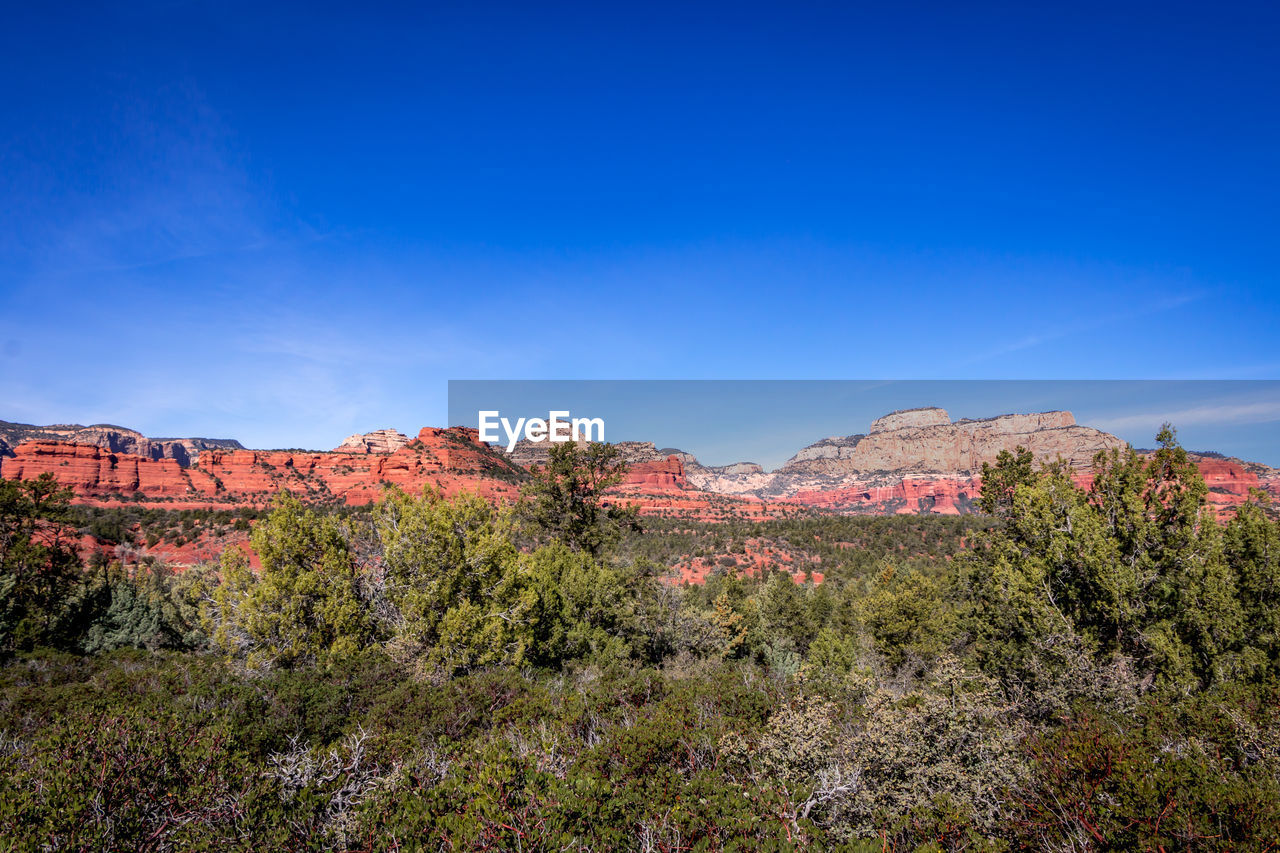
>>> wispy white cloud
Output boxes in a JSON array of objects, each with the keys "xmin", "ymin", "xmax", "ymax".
[
  {"xmin": 1091, "ymin": 399, "xmax": 1280, "ymax": 433},
  {"xmin": 960, "ymin": 291, "xmax": 1204, "ymax": 366}
]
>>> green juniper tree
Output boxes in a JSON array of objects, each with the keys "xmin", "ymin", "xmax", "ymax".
[
  {"xmin": 0, "ymin": 473, "xmax": 81, "ymax": 653},
  {"xmin": 964, "ymin": 425, "xmax": 1276, "ymax": 696},
  {"xmin": 210, "ymin": 491, "xmax": 375, "ymax": 670},
  {"xmin": 373, "ymin": 487, "xmax": 531, "ymax": 676},
  {"xmin": 518, "ymin": 440, "xmax": 640, "ymax": 557},
  {"xmin": 978, "ymin": 444, "xmax": 1036, "ymax": 517}
]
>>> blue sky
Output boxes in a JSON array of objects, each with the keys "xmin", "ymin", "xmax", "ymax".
[{"xmin": 2, "ymin": 2, "xmax": 1277, "ymax": 453}]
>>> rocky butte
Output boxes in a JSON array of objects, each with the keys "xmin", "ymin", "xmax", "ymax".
[
  {"xmin": 333, "ymin": 428, "xmax": 411, "ymax": 455},
  {"xmin": 582, "ymin": 406, "xmax": 1126, "ymax": 514}
]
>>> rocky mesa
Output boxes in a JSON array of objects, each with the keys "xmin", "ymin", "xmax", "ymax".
[{"xmin": 772, "ymin": 407, "xmax": 1119, "ymax": 483}]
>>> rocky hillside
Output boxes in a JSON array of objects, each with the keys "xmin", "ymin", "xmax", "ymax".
[
  {"xmin": 0, "ymin": 421, "xmax": 243, "ymax": 466},
  {"xmin": 501, "ymin": 406, "xmax": 1278, "ymax": 517},
  {"xmin": 676, "ymin": 407, "xmax": 1279, "ymax": 516}
]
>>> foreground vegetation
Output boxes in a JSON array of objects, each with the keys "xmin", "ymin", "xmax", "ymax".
[{"xmin": 1, "ymin": 432, "xmax": 1278, "ymax": 850}]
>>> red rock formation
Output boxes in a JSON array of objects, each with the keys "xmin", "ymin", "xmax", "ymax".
[
  {"xmin": 684, "ymin": 407, "xmax": 1280, "ymax": 519},
  {"xmin": 1196, "ymin": 458, "xmax": 1260, "ymax": 498},
  {"xmin": 0, "ymin": 428, "xmax": 527, "ymax": 509},
  {"xmin": 623, "ymin": 455, "xmax": 688, "ymax": 490},
  {"xmin": 0, "ymin": 441, "xmax": 195, "ymax": 497},
  {"xmin": 190, "ymin": 427, "xmax": 527, "ymax": 505},
  {"xmin": 789, "ymin": 475, "xmax": 982, "ymax": 515}
]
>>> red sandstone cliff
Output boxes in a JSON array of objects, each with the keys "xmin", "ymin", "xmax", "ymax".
[
  {"xmin": 0, "ymin": 428, "xmax": 527, "ymax": 508},
  {"xmin": 1, "ymin": 441, "xmax": 197, "ymax": 498},
  {"xmin": 620, "ymin": 455, "xmax": 688, "ymax": 490}
]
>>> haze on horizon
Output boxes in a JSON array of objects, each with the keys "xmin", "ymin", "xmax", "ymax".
[{"xmin": 2, "ymin": 1, "xmax": 1277, "ymax": 452}]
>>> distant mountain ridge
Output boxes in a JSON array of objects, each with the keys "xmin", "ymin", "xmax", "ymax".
[{"xmin": 0, "ymin": 420, "xmax": 243, "ymax": 466}]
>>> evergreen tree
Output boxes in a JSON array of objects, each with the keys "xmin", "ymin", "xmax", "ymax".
[
  {"xmin": 0, "ymin": 474, "xmax": 82, "ymax": 652},
  {"xmin": 519, "ymin": 441, "xmax": 639, "ymax": 557},
  {"xmin": 374, "ymin": 487, "xmax": 532, "ymax": 675},
  {"xmin": 978, "ymin": 445, "xmax": 1036, "ymax": 516},
  {"xmin": 210, "ymin": 492, "xmax": 374, "ymax": 670}
]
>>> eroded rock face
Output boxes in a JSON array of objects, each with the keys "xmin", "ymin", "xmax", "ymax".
[
  {"xmin": 333, "ymin": 429, "xmax": 411, "ymax": 455},
  {"xmin": 672, "ymin": 407, "xmax": 1280, "ymax": 517},
  {"xmin": 6, "ymin": 410, "xmax": 1275, "ymax": 527},
  {"xmin": 869, "ymin": 407, "xmax": 951, "ymax": 433},
  {"xmin": 789, "ymin": 475, "xmax": 983, "ymax": 516},
  {"xmin": 786, "ymin": 436, "xmax": 866, "ymax": 465},
  {"xmin": 1, "ymin": 422, "xmax": 806, "ymax": 529},
  {"xmin": 1190, "ymin": 456, "xmax": 1279, "ymax": 518},
  {"xmin": 682, "ymin": 459, "xmax": 773, "ymax": 496},
  {"xmin": 676, "ymin": 408, "xmax": 1123, "ymax": 514},
  {"xmin": 761, "ymin": 410, "xmax": 1124, "ymax": 499},
  {"xmin": 149, "ymin": 437, "xmax": 247, "ymax": 467},
  {"xmin": 0, "ymin": 441, "xmax": 195, "ymax": 497},
  {"xmin": 623, "ymin": 456, "xmax": 688, "ymax": 490},
  {"xmin": 194, "ymin": 427, "xmax": 531, "ymax": 505},
  {"xmin": 0, "ymin": 421, "xmax": 243, "ymax": 466}
]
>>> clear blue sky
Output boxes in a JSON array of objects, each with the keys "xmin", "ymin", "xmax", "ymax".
[{"xmin": 2, "ymin": 2, "xmax": 1277, "ymax": 452}]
